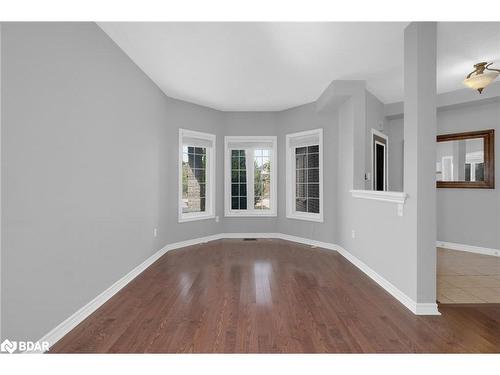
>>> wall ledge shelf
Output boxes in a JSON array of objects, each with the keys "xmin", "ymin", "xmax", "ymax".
[{"xmin": 350, "ymin": 190, "xmax": 408, "ymax": 204}]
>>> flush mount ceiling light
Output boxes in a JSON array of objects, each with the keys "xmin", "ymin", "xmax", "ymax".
[{"xmin": 463, "ymin": 62, "xmax": 500, "ymax": 93}]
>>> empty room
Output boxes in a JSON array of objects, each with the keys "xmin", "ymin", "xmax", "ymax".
[{"xmin": 0, "ymin": 4, "xmax": 500, "ymax": 371}]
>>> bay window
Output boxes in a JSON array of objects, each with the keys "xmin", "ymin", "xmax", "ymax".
[{"xmin": 224, "ymin": 136, "xmax": 277, "ymax": 217}]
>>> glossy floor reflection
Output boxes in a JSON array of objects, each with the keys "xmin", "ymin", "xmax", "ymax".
[{"xmin": 51, "ymin": 239, "xmax": 500, "ymax": 353}]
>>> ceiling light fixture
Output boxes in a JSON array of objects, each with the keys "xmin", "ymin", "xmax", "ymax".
[{"xmin": 463, "ymin": 62, "xmax": 500, "ymax": 93}]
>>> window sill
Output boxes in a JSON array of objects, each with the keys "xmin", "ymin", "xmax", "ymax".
[
  {"xmin": 350, "ymin": 190, "xmax": 408, "ymax": 204},
  {"xmin": 178, "ymin": 213, "xmax": 216, "ymax": 223},
  {"xmin": 286, "ymin": 213, "xmax": 324, "ymax": 223},
  {"xmin": 225, "ymin": 211, "xmax": 277, "ymax": 218}
]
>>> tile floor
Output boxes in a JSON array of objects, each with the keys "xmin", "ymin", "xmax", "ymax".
[{"xmin": 437, "ymin": 247, "xmax": 500, "ymax": 303}]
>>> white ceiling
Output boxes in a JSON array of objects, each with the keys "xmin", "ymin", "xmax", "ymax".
[{"xmin": 98, "ymin": 22, "xmax": 500, "ymax": 111}]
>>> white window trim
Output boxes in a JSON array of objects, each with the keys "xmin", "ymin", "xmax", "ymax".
[
  {"xmin": 178, "ymin": 128, "xmax": 216, "ymax": 223},
  {"xmin": 371, "ymin": 128, "xmax": 389, "ymax": 191},
  {"xmin": 224, "ymin": 136, "xmax": 277, "ymax": 217},
  {"xmin": 286, "ymin": 128, "xmax": 324, "ymax": 223}
]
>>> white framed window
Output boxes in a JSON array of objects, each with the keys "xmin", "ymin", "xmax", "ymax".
[
  {"xmin": 286, "ymin": 128, "xmax": 323, "ymax": 222},
  {"xmin": 224, "ymin": 136, "xmax": 277, "ymax": 217},
  {"xmin": 178, "ymin": 129, "xmax": 216, "ymax": 223}
]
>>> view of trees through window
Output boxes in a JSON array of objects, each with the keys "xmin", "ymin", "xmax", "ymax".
[
  {"xmin": 231, "ymin": 150, "xmax": 247, "ymax": 210},
  {"xmin": 230, "ymin": 148, "xmax": 271, "ymax": 211},
  {"xmin": 254, "ymin": 149, "xmax": 271, "ymax": 209},
  {"xmin": 182, "ymin": 146, "xmax": 207, "ymax": 213}
]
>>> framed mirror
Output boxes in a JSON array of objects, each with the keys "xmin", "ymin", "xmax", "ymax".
[{"xmin": 436, "ymin": 129, "xmax": 494, "ymax": 189}]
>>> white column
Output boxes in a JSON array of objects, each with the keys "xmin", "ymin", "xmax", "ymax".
[{"xmin": 403, "ymin": 22, "xmax": 438, "ymax": 308}]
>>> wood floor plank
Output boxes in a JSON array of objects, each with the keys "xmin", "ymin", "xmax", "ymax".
[{"xmin": 49, "ymin": 239, "xmax": 500, "ymax": 353}]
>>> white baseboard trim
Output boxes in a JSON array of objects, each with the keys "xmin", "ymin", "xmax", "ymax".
[
  {"xmin": 218, "ymin": 232, "xmax": 281, "ymax": 239},
  {"xmin": 414, "ymin": 303, "xmax": 442, "ymax": 315},
  {"xmin": 34, "ymin": 233, "xmax": 221, "ymax": 352},
  {"xmin": 219, "ymin": 232, "xmax": 337, "ymax": 251},
  {"xmin": 334, "ymin": 244, "xmax": 440, "ymax": 316},
  {"xmin": 437, "ymin": 240, "xmax": 500, "ymax": 257},
  {"xmin": 276, "ymin": 233, "xmax": 338, "ymax": 251},
  {"xmin": 35, "ymin": 232, "xmax": 440, "ymax": 352}
]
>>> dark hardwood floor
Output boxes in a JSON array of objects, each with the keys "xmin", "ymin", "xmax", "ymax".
[{"xmin": 50, "ymin": 239, "xmax": 500, "ymax": 353}]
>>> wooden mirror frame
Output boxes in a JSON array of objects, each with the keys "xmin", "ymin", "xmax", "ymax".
[{"xmin": 437, "ymin": 129, "xmax": 495, "ymax": 189}]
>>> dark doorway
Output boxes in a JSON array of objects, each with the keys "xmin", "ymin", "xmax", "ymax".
[
  {"xmin": 375, "ymin": 143, "xmax": 385, "ymax": 191},
  {"xmin": 372, "ymin": 130, "xmax": 388, "ymax": 191}
]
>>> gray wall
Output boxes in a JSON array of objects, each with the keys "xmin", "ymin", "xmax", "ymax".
[
  {"xmin": 1, "ymin": 22, "xmax": 223, "ymax": 341},
  {"xmin": 436, "ymin": 100, "xmax": 500, "ymax": 249},
  {"xmin": 385, "ymin": 99, "xmax": 500, "ymax": 250},
  {"xmin": 384, "ymin": 117, "xmax": 404, "ymax": 192},
  {"xmin": 335, "ymin": 91, "xmax": 418, "ymax": 302}
]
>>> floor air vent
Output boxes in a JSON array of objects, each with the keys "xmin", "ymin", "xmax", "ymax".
[{"xmin": 243, "ymin": 238, "xmax": 257, "ymax": 241}]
